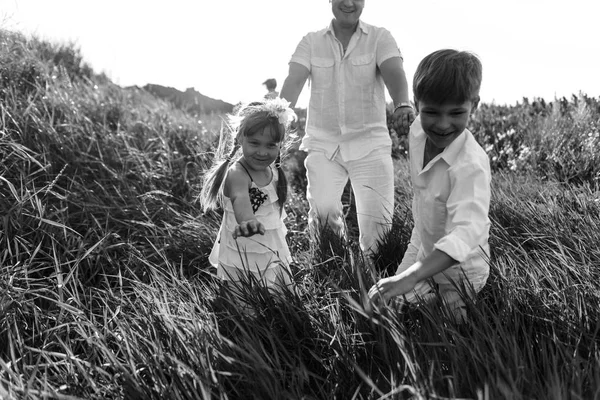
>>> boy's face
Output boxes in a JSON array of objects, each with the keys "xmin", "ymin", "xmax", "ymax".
[{"xmin": 416, "ymin": 99, "xmax": 478, "ymax": 150}]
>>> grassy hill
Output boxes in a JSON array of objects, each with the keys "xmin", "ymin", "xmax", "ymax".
[
  {"xmin": 1, "ymin": 29, "xmax": 600, "ymax": 399},
  {"xmin": 141, "ymin": 83, "xmax": 234, "ymax": 116}
]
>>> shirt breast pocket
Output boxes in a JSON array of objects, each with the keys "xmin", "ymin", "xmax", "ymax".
[
  {"xmin": 423, "ymin": 198, "xmax": 448, "ymax": 238},
  {"xmin": 310, "ymin": 57, "xmax": 334, "ymax": 89},
  {"xmin": 350, "ymin": 53, "xmax": 376, "ymax": 85}
]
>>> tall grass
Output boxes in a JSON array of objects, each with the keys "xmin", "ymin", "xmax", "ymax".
[{"xmin": 1, "ymin": 29, "xmax": 600, "ymax": 399}]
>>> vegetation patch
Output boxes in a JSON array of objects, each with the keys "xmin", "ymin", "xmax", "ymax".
[{"xmin": 1, "ymin": 29, "xmax": 599, "ymax": 399}]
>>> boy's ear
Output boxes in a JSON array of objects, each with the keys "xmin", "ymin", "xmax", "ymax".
[
  {"xmin": 471, "ymin": 96, "xmax": 480, "ymax": 113},
  {"xmin": 413, "ymin": 97, "xmax": 419, "ymax": 113}
]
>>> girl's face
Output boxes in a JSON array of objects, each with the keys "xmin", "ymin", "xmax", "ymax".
[{"xmin": 240, "ymin": 125, "xmax": 282, "ymax": 171}]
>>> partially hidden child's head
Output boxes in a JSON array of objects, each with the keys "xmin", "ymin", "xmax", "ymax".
[
  {"xmin": 263, "ymin": 78, "xmax": 277, "ymax": 91},
  {"xmin": 413, "ymin": 49, "xmax": 482, "ymax": 108}
]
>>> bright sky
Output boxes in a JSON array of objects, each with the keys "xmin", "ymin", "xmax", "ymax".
[{"xmin": 1, "ymin": 0, "xmax": 599, "ymax": 108}]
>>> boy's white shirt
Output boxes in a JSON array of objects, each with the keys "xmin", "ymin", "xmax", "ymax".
[{"xmin": 397, "ymin": 116, "xmax": 491, "ymax": 282}]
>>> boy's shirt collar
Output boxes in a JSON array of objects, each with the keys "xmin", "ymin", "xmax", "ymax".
[
  {"xmin": 439, "ymin": 128, "xmax": 467, "ymax": 165},
  {"xmin": 413, "ymin": 116, "xmax": 468, "ymax": 171}
]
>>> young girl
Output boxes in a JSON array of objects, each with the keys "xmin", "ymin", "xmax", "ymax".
[{"xmin": 199, "ymin": 98, "xmax": 297, "ymax": 291}]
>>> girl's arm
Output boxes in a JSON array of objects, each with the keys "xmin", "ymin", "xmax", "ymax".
[{"xmin": 224, "ymin": 166, "xmax": 265, "ymax": 238}]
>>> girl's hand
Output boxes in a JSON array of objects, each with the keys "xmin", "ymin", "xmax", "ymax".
[
  {"xmin": 367, "ymin": 270, "xmax": 418, "ymax": 304},
  {"xmin": 233, "ymin": 219, "xmax": 266, "ymax": 239}
]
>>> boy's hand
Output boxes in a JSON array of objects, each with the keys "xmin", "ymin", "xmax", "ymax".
[
  {"xmin": 392, "ymin": 106, "xmax": 416, "ymax": 137},
  {"xmin": 233, "ymin": 219, "xmax": 266, "ymax": 239},
  {"xmin": 368, "ymin": 271, "xmax": 418, "ymax": 304}
]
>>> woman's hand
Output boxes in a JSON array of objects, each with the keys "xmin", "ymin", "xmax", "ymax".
[{"xmin": 233, "ymin": 219, "xmax": 266, "ymax": 239}]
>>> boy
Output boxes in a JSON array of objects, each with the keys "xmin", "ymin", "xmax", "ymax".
[{"xmin": 368, "ymin": 49, "xmax": 491, "ymax": 320}]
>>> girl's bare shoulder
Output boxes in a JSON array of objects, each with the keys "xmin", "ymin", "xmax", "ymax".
[{"xmin": 223, "ymin": 163, "xmax": 251, "ymax": 197}]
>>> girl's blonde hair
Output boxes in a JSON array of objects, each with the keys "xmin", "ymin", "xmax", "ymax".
[{"xmin": 198, "ymin": 99, "xmax": 297, "ymax": 214}]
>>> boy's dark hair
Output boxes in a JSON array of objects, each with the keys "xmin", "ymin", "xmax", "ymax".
[
  {"xmin": 263, "ymin": 78, "xmax": 277, "ymax": 90},
  {"xmin": 413, "ymin": 49, "xmax": 482, "ymax": 105}
]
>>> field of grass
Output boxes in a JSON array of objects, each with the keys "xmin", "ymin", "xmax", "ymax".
[{"xmin": 1, "ymin": 29, "xmax": 600, "ymax": 399}]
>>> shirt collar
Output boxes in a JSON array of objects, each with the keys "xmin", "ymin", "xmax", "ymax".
[
  {"xmin": 440, "ymin": 129, "xmax": 468, "ymax": 165},
  {"xmin": 325, "ymin": 19, "xmax": 368, "ymax": 35},
  {"xmin": 413, "ymin": 116, "xmax": 468, "ymax": 167}
]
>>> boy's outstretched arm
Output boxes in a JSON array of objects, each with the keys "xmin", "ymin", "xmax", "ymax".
[
  {"xmin": 280, "ymin": 62, "xmax": 309, "ymax": 108},
  {"xmin": 368, "ymin": 249, "xmax": 456, "ymax": 303}
]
